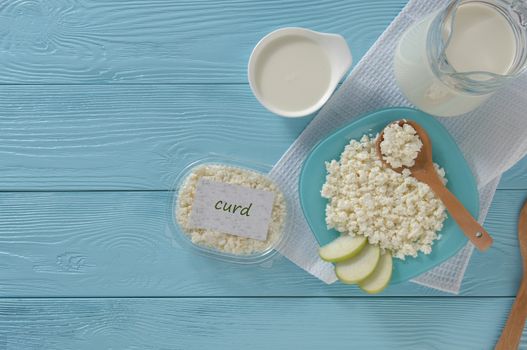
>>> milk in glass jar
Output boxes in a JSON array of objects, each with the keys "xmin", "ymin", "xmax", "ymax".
[{"xmin": 394, "ymin": 0, "xmax": 527, "ymax": 117}]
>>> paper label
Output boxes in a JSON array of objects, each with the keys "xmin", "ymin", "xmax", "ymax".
[{"xmin": 189, "ymin": 178, "xmax": 276, "ymax": 241}]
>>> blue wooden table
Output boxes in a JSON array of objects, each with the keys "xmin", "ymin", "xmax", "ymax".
[{"xmin": 1, "ymin": 0, "xmax": 527, "ymax": 349}]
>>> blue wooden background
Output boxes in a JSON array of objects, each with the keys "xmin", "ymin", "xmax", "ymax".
[{"xmin": 0, "ymin": 0, "xmax": 526, "ymax": 349}]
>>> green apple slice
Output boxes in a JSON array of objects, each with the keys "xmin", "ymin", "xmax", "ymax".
[
  {"xmin": 359, "ymin": 252, "xmax": 393, "ymax": 294},
  {"xmin": 335, "ymin": 244, "xmax": 380, "ymax": 284},
  {"xmin": 319, "ymin": 235, "xmax": 367, "ymax": 263}
]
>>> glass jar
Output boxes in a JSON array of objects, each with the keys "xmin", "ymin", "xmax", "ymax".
[{"xmin": 394, "ymin": 0, "xmax": 527, "ymax": 117}]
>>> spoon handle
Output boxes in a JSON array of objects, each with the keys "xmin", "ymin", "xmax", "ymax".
[
  {"xmin": 495, "ymin": 201, "xmax": 527, "ymax": 349},
  {"xmin": 416, "ymin": 172, "xmax": 493, "ymax": 251},
  {"xmin": 495, "ymin": 280, "xmax": 527, "ymax": 350}
]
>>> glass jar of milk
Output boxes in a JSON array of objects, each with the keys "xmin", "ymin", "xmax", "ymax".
[{"xmin": 394, "ymin": 0, "xmax": 527, "ymax": 117}]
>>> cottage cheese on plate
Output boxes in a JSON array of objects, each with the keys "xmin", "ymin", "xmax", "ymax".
[{"xmin": 321, "ymin": 135, "xmax": 447, "ymax": 259}]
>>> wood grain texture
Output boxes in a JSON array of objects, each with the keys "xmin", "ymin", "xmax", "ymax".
[
  {"xmin": 1, "ymin": 0, "xmax": 525, "ymax": 348},
  {"xmin": 499, "ymin": 155, "xmax": 527, "ymax": 189},
  {"xmin": 0, "ymin": 0, "xmax": 405, "ymax": 83},
  {"xmin": 0, "ymin": 84, "xmax": 526, "ymax": 191},
  {"xmin": 0, "ymin": 297, "xmax": 521, "ymax": 350},
  {"xmin": 494, "ymin": 201, "xmax": 527, "ymax": 350},
  {"xmin": 0, "ymin": 189, "xmax": 523, "ymax": 297},
  {"xmin": 0, "ymin": 85, "xmax": 310, "ymax": 190},
  {"xmin": 462, "ymin": 189, "xmax": 526, "ymax": 295}
]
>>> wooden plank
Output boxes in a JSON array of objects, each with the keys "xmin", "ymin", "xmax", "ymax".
[
  {"xmin": 0, "ymin": 85, "xmax": 310, "ymax": 190},
  {"xmin": 0, "ymin": 297, "xmax": 520, "ymax": 349},
  {"xmin": 0, "ymin": 84, "xmax": 524, "ymax": 191},
  {"xmin": 0, "ymin": 189, "xmax": 523, "ymax": 297},
  {"xmin": 0, "ymin": 0, "xmax": 405, "ymax": 83},
  {"xmin": 499, "ymin": 155, "xmax": 527, "ymax": 190},
  {"xmin": 462, "ymin": 189, "xmax": 526, "ymax": 295}
]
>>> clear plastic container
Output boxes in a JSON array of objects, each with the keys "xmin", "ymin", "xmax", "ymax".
[{"xmin": 168, "ymin": 155, "xmax": 290, "ymax": 265}]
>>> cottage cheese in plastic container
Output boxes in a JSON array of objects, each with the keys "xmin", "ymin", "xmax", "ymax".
[{"xmin": 170, "ymin": 156, "xmax": 290, "ymax": 265}]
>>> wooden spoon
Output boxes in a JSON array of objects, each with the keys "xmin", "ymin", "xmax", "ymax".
[
  {"xmin": 495, "ymin": 200, "xmax": 527, "ymax": 350},
  {"xmin": 375, "ymin": 120, "xmax": 493, "ymax": 251}
]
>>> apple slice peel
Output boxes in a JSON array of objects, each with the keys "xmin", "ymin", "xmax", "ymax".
[
  {"xmin": 335, "ymin": 244, "xmax": 380, "ymax": 284},
  {"xmin": 319, "ymin": 235, "xmax": 367, "ymax": 263},
  {"xmin": 359, "ymin": 252, "xmax": 393, "ymax": 294}
]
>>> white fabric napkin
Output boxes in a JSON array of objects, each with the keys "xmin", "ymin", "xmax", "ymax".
[{"xmin": 269, "ymin": 0, "xmax": 527, "ymax": 294}]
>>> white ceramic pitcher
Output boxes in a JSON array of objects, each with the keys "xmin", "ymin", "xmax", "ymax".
[{"xmin": 248, "ymin": 28, "xmax": 352, "ymax": 118}]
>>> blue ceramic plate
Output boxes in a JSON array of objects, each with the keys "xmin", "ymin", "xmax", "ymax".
[{"xmin": 299, "ymin": 107, "xmax": 478, "ymax": 283}]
